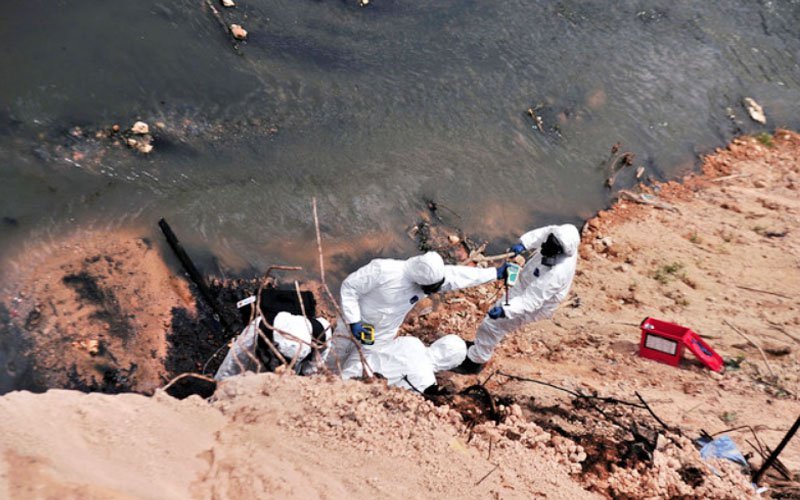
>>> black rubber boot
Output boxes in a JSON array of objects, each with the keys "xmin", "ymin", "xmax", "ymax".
[
  {"xmin": 452, "ymin": 341, "xmax": 485, "ymax": 374},
  {"xmin": 454, "ymin": 356, "xmax": 485, "ymax": 375}
]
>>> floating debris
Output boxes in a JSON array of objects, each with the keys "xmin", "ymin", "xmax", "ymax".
[
  {"xmin": 230, "ymin": 24, "xmax": 247, "ymax": 40},
  {"xmin": 743, "ymin": 97, "xmax": 766, "ymax": 124},
  {"xmin": 131, "ymin": 121, "xmax": 150, "ymax": 135}
]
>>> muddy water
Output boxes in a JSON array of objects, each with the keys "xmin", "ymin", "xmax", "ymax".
[{"xmin": 1, "ymin": 0, "xmax": 799, "ymax": 279}]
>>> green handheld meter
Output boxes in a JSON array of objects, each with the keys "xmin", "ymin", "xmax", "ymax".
[
  {"xmin": 505, "ymin": 263, "xmax": 521, "ymax": 287},
  {"xmin": 360, "ymin": 323, "xmax": 376, "ymax": 345}
]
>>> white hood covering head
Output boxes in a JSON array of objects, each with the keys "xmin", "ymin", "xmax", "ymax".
[
  {"xmin": 272, "ymin": 311, "xmax": 313, "ymax": 361},
  {"xmin": 551, "ymin": 224, "xmax": 580, "ymax": 258},
  {"xmin": 403, "ymin": 251, "xmax": 446, "ymax": 286},
  {"xmin": 426, "ymin": 334, "xmax": 467, "ymax": 371}
]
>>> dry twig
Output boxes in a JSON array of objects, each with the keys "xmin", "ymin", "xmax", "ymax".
[
  {"xmin": 736, "ymin": 285, "xmax": 792, "ymax": 300},
  {"xmin": 617, "ymin": 189, "xmax": 679, "ymax": 212},
  {"xmin": 724, "ymin": 319, "xmax": 776, "ymax": 378},
  {"xmin": 161, "ymin": 372, "xmax": 216, "ymax": 392}
]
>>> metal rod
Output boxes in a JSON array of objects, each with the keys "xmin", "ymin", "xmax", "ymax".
[{"xmin": 753, "ymin": 415, "xmax": 800, "ymax": 484}]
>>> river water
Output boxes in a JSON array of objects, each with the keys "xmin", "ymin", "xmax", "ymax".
[{"xmin": 1, "ymin": 0, "xmax": 799, "ymax": 279}]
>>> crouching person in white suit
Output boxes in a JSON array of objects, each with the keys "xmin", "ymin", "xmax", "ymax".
[
  {"xmin": 340, "ymin": 334, "xmax": 467, "ymax": 393},
  {"xmin": 327, "ymin": 251, "xmax": 504, "ymax": 374},
  {"xmin": 215, "ymin": 312, "xmax": 332, "ymax": 380}
]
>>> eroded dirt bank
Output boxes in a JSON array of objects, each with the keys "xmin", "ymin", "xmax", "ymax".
[{"xmin": 0, "ymin": 130, "xmax": 799, "ymax": 497}]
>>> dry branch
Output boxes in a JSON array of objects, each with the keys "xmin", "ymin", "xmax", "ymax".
[
  {"xmin": 724, "ymin": 319, "xmax": 776, "ymax": 378},
  {"xmin": 161, "ymin": 372, "xmax": 216, "ymax": 392},
  {"xmin": 617, "ymin": 189, "xmax": 679, "ymax": 212},
  {"xmin": 736, "ymin": 285, "xmax": 792, "ymax": 300}
]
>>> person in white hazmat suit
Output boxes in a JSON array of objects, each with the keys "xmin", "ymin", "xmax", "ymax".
[
  {"xmin": 328, "ymin": 251, "xmax": 508, "ymax": 376},
  {"xmin": 458, "ymin": 224, "xmax": 580, "ymax": 374},
  {"xmin": 340, "ymin": 334, "xmax": 467, "ymax": 393},
  {"xmin": 215, "ymin": 312, "xmax": 331, "ymax": 380}
]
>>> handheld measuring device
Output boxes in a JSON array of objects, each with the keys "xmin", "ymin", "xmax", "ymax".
[
  {"xmin": 504, "ymin": 263, "xmax": 521, "ymax": 306},
  {"xmin": 359, "ymin": 323, "xmax": 376, "ymax": 345}
]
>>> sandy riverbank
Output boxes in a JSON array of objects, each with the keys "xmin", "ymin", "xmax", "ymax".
[{"xmin": 0, "ymin": 131, "xmax": 798, "ymax": 498}]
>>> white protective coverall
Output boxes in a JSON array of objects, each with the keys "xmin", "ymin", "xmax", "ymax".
[
  {"xmin": 215, "ymin": 312, "xmax": 331, "ymax": 380},
  {"xmin": 467, "ymin": 224, "xmax": 580, "ymax": 364},
  {"xmin": 329, "ymin": 251, "xmax": 496, "ymax": 370},
  {"xmin": 341, "ymin": 334, "xmax": 467, "ymax": 391}
]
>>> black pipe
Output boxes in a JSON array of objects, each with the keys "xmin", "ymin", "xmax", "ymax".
[
  {"xmin": 158, "ymin": 218, "xmax": 231, "ymax": 332},
  {"xmin": 752, "ymin": 415, "xmax": 800, "ymax": 484}
]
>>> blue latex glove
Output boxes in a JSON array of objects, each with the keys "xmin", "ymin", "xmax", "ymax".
[
  {"xmin": 496, "ymin": 262, "xmax": 511, "ymax": 280},
  {"xmin": 488, "ymin": 306, "xmax": 505, "ymax": 319},
  {"xmin": 350, "ymin": 322, "xmax": 368, "ymax": 338},
  {"xmin": 510, "ymin": 243, "xmax": 526, "ymax": 256}
]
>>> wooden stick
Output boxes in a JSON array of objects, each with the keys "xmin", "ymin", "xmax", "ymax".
[
  {"xmin": 635, "ymin": 391, "xmax": 672, "ymax": 433},
  {"xmin": 496, "ymin": 371, "xmax": 645, "ymax": 408},
  {"xmin": 710, "ymin": 173, "xmax": 750, "ymax": 183},
  {"xmin": 312, "ymin": 198, "xmax": 326, "ymax": 286},
  {"xmin": 737, "ymin": 285, "xmax": 792, "ymax": 300},
  {"xmin": 471, "ymin": 251, "xmax": 515, "ymax": 264},
  {"xmin": 617, "ymin": 189, "xmax": 679, "ymax": 212},
  {"xmin": 768, "ymin": 323, "xmax": 800, "ymax": 344},
  {"xmin": 724, "ymin": 319, "xmax": 776, "ymax": 378},
  {"xmin": 474, "ymin": 464, "xmax": 499, "ymax": 486},
  {"xmin": 311, "ymin": 197, "xmax": 373, "ymax": 378},
  {"xmin": 161, "ymin": 372, "xmax": 216, "ymax": 392}
]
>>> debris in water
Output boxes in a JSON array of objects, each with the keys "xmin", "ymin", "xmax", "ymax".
[
  {"xmin": 230, "ymin": 24, "xmax": 247, "ymax": 40},
  {"xmin": 527, "ymin": 107, "xmax": 544, "ymax": 132},
  {"xmin": 221, "ymin": 0, "xmax": 235, "ymax": 7},
  {"xmin": 359, "ymin": 0, "xmax": 370, "ymax": 6},
  {"xmin": 743, "ymin": 97, "xmax": 766, "ymax": 124},
  {"xmin": 131, "ymin": 121, "xmax": 150, "ymax": 135}
]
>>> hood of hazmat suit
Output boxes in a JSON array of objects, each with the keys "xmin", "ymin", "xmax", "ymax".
[
  {"xmin": 426, "ymin": 335, "xmax": 467, "ymax": 371},
  {"xmin": 215, "ymin": 313, "xmax": 331, "ymax": 380},
  {"xmin": 272, "ymin": 311, "xmax": 314, "ymax": 361},
  {"xmin": 403, "ymin": 251, "xmax": 446, "ymax": 286}
]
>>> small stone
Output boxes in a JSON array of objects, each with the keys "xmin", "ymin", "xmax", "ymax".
[
  {"xmin": 743, "ymin": 97, "xmax": 766, "ymax": 124},
  {"xmin": 448, "ymin": 234, "xmax": 460, "ymax": 244},
  {"xmin": 230, "ymin": 24, "xmax": 247, "ymax": 40},
  {"xmin": 359, "ymin": 0, "xmax": 369, "ymax": 6},
  {"xmin": 221, "ymin": 0, "xmax": 235, "ymax": 6},
  {"xmin": 126, "ymin": 138, "xmax": 139, "ymax": 147},
  {"xmin": 753, "ymin": 179, "xmax": 767, "ymax": 188},
  {"xmin": 138, "ymin": 143, "xmax": 154, "ymax": 154},
  {"xmin": 131, "ymin": 121, "xmax": 149, "ymax": 135},
  {"xmin": 112, "ymin": 124, "xmax": 121, "ymax": 132},
  {"xmin": 155, "ymin": 121, "xmax": 166, "ymax": 129}
]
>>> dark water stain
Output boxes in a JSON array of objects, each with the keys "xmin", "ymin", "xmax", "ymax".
[
  {"xmin": 0, "ymin": 302, "xmax": 43, "ymax": 394},
  {"xmin": 62, "ymin": 272, "xmax": 135, "ymax": 341}
]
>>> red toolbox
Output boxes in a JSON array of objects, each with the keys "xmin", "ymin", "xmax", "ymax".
[{"xmin": 639, "ymin": 317, "xmax": 723, "ymax": 372}]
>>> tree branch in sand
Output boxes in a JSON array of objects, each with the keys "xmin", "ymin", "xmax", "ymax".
[
  {"xmin": 723, "ymin": 319, "xmax": 776, "ymax": 379},
  {"xmin": 312, "ymin": 197, "xmax": 373, "ymax": 378},
  {"xmin": 616, "ymin": 189, "xmax": 679, "ymax": 212},
  {"xmin": 161, "ymin": 373, "xmax": 216, "ymax": 392},
  {"xmin": 736, "ymin": 285, "xmax": 792, "ymax": 300}
]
